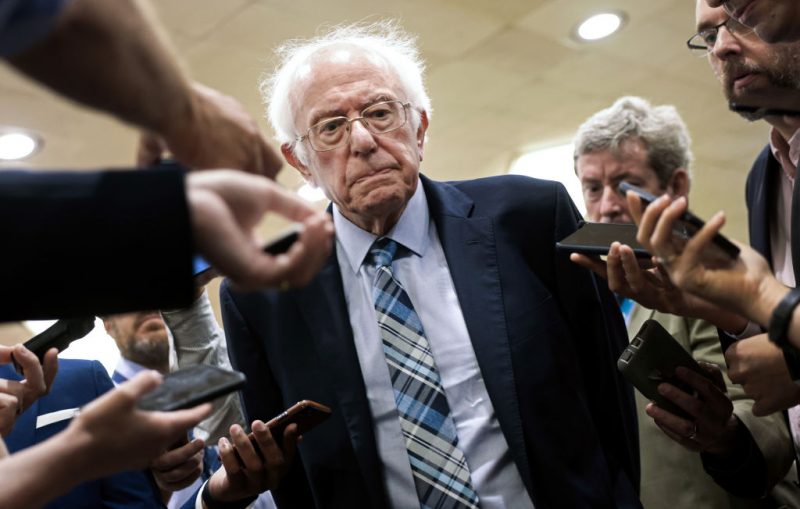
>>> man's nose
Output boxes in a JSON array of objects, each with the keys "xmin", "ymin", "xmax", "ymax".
[
  {"xmin": 599, "ymin": 186, "xmax": 626, "ymax": 222},
  {"xmin": 348, "ymin": 119, "xmax": 378, "ymax": 155},
  {"xmin": 712, "ymin": 25, "xmax": 742, "ymax": 59}
]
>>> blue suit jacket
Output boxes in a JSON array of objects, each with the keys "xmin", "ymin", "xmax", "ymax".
[
  {"xmin": 221, "ymin": 175, "xmax": 640, "ymax": 508},
  {"xmin": 1, "ymin": 359, "xmax": 164, "ymax": 509}
]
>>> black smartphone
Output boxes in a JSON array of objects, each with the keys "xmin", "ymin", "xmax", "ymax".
[
  {"xmin": 193, "ymin": 226, "xmax": 301, "ymax": 278},
  {"xmin": 730, "ymin": 102, "xmax": 800, "ymax": 119},
  {"xmin": 618, "ymin": 320, "xmax": 715, "ymax": 419},
  {"xmin": 556, "ymin": 222, "xmax": 650, "ymax": 258},
  {"xmin": 136, "ymin": 364, "xmax": 246, "ymax": 412},
  {"xmin": 619, "ymin": 182, "xmax": 740, "ymax": 260},
  {"xmin": 13, "ymin": 317, "xmax": 95, "ymax": 374},
  {"xmin": 234, "ymin": 399, "xmax": 332, "ymax": 463}
]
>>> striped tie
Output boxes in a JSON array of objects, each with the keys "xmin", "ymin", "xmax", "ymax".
[{"xmin": 369, "ymin": 237, "xmax": 480, "ymax": 509}]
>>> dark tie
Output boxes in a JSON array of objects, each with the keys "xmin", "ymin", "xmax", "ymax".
[{"xmin": 368, "ymin": 237, "xmax": 480, "ymax": 509}]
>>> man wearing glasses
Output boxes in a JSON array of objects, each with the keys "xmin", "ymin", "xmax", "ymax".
[{"xmin": 215, "ymin": 21, "xmax": 641, "ymax": 509}]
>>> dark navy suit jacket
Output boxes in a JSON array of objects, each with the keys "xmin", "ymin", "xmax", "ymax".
[
  {"xmin": 221, "ymin": 175, "xmax": 640, "ymax": 508},
  {"xmin": 1, "ymin": 359, "xmax": 164, "ymax": 509}
]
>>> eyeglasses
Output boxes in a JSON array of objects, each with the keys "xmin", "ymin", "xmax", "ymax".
[
  {"xmin": 297, "ymin": 100, "xmax": 411, "ymax": 152},
  {"xmin": 686, "ymin": 17, "xmax": 752, "ymax": 56}
]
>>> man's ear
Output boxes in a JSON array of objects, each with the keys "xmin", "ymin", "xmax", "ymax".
[
  {"xmin": 281, "ymin": 144, "xmax": 314, "ymax": 183},
  {"xmin": 416, "ymin": 110, "xmax": 429, "ymax": 162},
  {"xmin": 667, "ymin": 168, "xmax": 690, "ymax": 198}
]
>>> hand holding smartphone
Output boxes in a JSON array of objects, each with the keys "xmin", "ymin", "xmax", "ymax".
[
  {"xmin": 619, "ymin": 182, "xmax": 739, "ymax": 260},
  {"xmin": 556, "ymin": 222, "xmax": 650, "ymax": 258},
  {"xmin": 233, "ymin": 400, "xmax": 332, "ymax": 463},
  {"xmin": 13, "ymin": 317, "xmax": 95, "ymax": 374}
]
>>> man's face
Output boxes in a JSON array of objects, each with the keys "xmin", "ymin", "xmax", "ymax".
[
  {"xmin": 103, "ymin": 311, "xmax": 169, "ymax": 369},
  {"xmin": 697, "ymin": 1, "xmax": 800, "ymax": 110},
  {"xmin": 706, "ymin": 0, "xmax": 800, "ymax": 43},
  {"xmin": 284, "ymin": 51, "xmax": 427, "ymax": 232},
  {"xmin": 576, "ymin": 138, "xmax": 667, "ymax": 224}
]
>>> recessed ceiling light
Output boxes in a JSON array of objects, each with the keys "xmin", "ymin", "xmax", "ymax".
[
  {"xmin": 297, "ymin": 183, "xmax": 327, "ymax": 202},
  {"xmin": 576, "ymin": 12, "xmax": 625, "ymax": 41},
  {"xmin": 0, "ymin": 131, "xmax": 40, "ymax": 160}
]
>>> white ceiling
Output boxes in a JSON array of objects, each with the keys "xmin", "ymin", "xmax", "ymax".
[{"xmin": 0, "ymin": 0, "xmax": 770, "ymax": 245}]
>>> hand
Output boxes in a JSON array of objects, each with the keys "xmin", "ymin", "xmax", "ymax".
[
  {"xmin": 187, "ymin": 170, "xmax": 334, "ymax": 291},
  {"xmin": 0, "ymin": 345, "xmax": 58, "ymax": 413},
  {"xmin": 570, "ymin": 242, "xmax": 748, "ymax": 331},
  {"xmin": 725, "ymin": 333, "xmax": 800, "ymax": 416},
  {"xmin": 645, "ymin": 363, "xmax": 739, "ymax": 455},
  {"xmin": 629, "ymin": 194, "xmax": 773, "ymax": 324},
  {"xmin": 65, "ymin": 371, "xmax": 211, "ymax": 480},
  {"xmin": 141, "ymin": 83, "xmax": 283, "ymax": 178},
  {"xmin": 207, "ymin": 421, "xmax": 298, "ymax": 502},
  {"xmin": 0, "ymin": 393, "xmax": 19, "ymax": 437},
  {"xmin": 150, "ymin": 437, "xmax": 206, "ymax": 493}
]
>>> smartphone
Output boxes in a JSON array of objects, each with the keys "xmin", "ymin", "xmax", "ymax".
[
  {"xmin": 136, "ymin": 364, "xmax": 246, "ymax": 412},
  {"xmin": 556, "ymin": 222, "xmax": 650, "ymax": 258},
  {"xmin": 617, "ymin": 320, "xmax": 714, "ymax": 419},
  {"xmin": 193, "ymin": 226, "xmax": 301, "ymax": 278},
  {"xmin": 618, "ymin": 182, "xmax": 740, "ymax": 260},
  {"xmin": 233, "ymin": 400, "xmax": 332, "ymax": 462},
  {"xmin": 13, "ymin": 317, "xmax": 95, "ymax": 374},
  {"xmin": 729, "ymin": 102, "xmax": 800, "ymax": 119}
]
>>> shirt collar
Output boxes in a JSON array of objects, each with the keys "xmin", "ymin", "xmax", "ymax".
[
  {"xmin": 769, "ymin": 127, "xmax": 800, "ymax": 179},
  {"xmin": 333, "ymin": 178, "xmax": 430, "ymax": 273},
  {"xmin": 113, "ymin": 357, "xmax": 147, "ymax": 381}
]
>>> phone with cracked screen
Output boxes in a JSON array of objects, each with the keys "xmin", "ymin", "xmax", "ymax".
[
  {"xmin": 617, "ymin": 320, "xmax": 714, "ymax": 419},
  {"xmin": 556, "ymin": 222, "xmax": 650, "ymax": 258},
  {"xmin": 618, "ymin": 182, "xmax": 740, "ymax": 261},
  {"xmin": 136, "ymin": 364, "xmax": 246, "ymax": 412},
  {"xmin": 192, "ymin": 226, "xmax": 301, "ymax": 278},
  {"xmin": 234, "ymin": 400, "xmax": 332, "ymax": 462}
]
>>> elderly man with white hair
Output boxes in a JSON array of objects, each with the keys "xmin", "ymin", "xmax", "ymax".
[{"xmin": 204, "ymin": 21, "xmax": 641, "ymax": 509}]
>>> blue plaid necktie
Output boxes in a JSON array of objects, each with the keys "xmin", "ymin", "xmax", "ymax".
[{"xmin": 369, "ymin": 237, "xmax": 480, "ymax": 509}]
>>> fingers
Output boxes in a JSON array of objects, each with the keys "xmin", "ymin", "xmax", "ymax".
[
  {"xmin": 645, "ymin": 402, "xmax": 701, "ymax": 452},
  {"xmin": 41, "ymin": 348, "xmax": 58, "ymax": 395},
  {"xmin": 605, "ymin": 243, "xmax": 627, "ymax": 294},
  {"xmin": 696, "ymin": 361, "xmax": 727, "ymax": 393},
  {"xmin": 569, "ymin": 253, "xmax": 608, "ymax": 279},
  {"xmin": 649, "ymin": 197, "xmax": 688, "ymax": 258},
  {"xmin": 634, "ymin": 195, "xmax": 673, "ymax": 250},
  {"xmin": 150, "ymin": 437, "xmax": 204, "ymax": 471},
  {"xmin": 151, "ymin": 438, "xmax": 205, "ymax": 490},
  {"xmin": 626, "ymin": 192, "xmax": 645, "ymax": 226},
  {"xmin": 0, "ymin": 392, "xmax": 20, "ymax": 437},
  {"xmin": 252, "ymin": 420, "xmax": 286, "ymax": 470},
  {"xmin": 157, "ymin": 403, "xmax": 212, "ymax": 437},
  {"xmin": 137, "ymin": 132, "xmax": 167, "ymax": 167}
]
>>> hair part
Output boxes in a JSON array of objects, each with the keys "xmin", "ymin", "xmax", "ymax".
[
  {"xmin": 573, "ymin": 96, "xmax": 693, "ymax": 186},
  {"xmin": 260, "ymin": 20, "xmax": 431, "ymax": 165}
]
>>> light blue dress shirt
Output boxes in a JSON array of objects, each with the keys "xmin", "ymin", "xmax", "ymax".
[{"xmin": 333, "ymin": 179, "xmax": 535, "ymax": 509}]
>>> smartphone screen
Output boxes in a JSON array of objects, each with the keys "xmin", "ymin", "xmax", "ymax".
[
  {"xmin": 136, "ymin": 365, "xmax": 246, "ymax": 412},
  {"xmin": 556, "ymin": 222, "xmax": 650, "ymax": 258}
]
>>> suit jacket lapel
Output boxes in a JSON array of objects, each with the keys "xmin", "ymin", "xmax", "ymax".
[
  {"xmin": 292, "ymin": 253, "xmax": 385, "ymax": 507},
  {"xmin": 422, "ymin": 176, "xmax": 533, "ymax": 494},
  {"xmin": 749, "ymin": 150, "xmax": 776, "ymax": 260}
]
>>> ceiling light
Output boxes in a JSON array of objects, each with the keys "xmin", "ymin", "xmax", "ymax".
[
  {"xmin": 0, "ymin": 131, "xmax": 39, "ymax": 160},
  {"xmin": 576, "ymin": 12, "xmax": 624, "ymax": 41},
  {"xmin": 297, "ymin": 183, "xmax": 327, "ymax": 202}
]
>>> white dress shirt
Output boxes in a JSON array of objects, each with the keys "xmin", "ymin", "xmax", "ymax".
[{"xmin": 334, "ymin": 179, "xmax": 534, "ymax": 509}]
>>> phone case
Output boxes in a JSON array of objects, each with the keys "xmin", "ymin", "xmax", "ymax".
[
  {"xmin": 136, "ymin": 364, "xmax": 246, "ymax": 411},
  {"xmin": 556, "ymin": 222, "xmax": 650, "ymax": 258},
  {"xmin": 617, "ymin": 319, "xmax": 713, "ymax": 419}
]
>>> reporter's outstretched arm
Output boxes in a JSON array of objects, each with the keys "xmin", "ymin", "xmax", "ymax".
[
  {"xmin": 6, "ymin": 0, "xmax": 281, "ymax": 176},
  {"xmin": 0, "ymin": 371, "xmax": 210, "ymax": 509}
]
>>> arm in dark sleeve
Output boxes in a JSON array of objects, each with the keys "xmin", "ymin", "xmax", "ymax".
[{"xmin": 0, "ymin": 166, "xmax": 194, "ymax": 320}]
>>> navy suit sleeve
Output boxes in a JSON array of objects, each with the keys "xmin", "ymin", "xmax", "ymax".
[{"xmin": 0, "ymin": 167, "xmax": 194, "ymax": 320}]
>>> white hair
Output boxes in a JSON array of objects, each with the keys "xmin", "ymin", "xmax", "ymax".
[
  {"xmin": 573, "ymin": 96, "xmax": 693, "ymax": 185},
  {"xmin": 260, "ymin": 20, "xmax": 432, "ymax": 164}
]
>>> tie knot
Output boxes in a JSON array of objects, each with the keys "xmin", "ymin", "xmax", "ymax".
[{"xmin": 368, "ymin": 237, "xmax": 398, "ymax": 268}]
